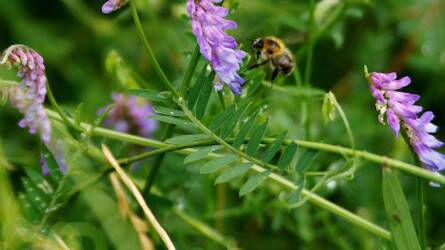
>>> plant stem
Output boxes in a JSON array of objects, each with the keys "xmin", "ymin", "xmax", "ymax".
[
  {"xmin": 179, "ymin": 45, "xmax": 201, "ymax": 96},
  {"xmin": 51, "ymin": 112, "xmax": 392, "ymax": 240},
  {"xmin": 332, "ymin": 93, "xmax": 356, "ymax": 150},
  {"xmin": 46, "ymin": 109, "xmax": 445, "ymax": 186},
  {"xmin": 304, "ymin": 0, "xmax": 316, "ymax": 86},
  {"xmin": 128, "ymin": 0, "xmax": 178, "ymax": 97},
  {"xmin": 141, "ymin": 124, "xmax": 174, "ymax": 198},
  {"xmin": 46, "ymin": 81, "xmax": 80, "ymax": 131}
]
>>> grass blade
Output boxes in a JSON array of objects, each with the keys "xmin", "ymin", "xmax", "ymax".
[{"xmin": 382, "ymin": 167, "xmax": 420, "ymax": 250}]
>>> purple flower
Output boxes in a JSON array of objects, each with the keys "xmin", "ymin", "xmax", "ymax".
[
  {"xmin": 187, "ymin": 0, "xmax": 246, "ymax": 95},
  {"xmin": 101, "ymin": 0, "xmax": 128, "ymax": 14},
  {"xmin": 101, "ymin": 93, "xmax": 158, "ymax": 137},
  {"xmin": 367, "ymin": 71, "xmax": 445, "ymax": 172},
  {"xmin": 1, "ymin": 45, "xmax": 51, "ymax": 143}
]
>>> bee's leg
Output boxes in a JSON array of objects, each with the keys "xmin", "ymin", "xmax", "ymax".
[
  {"xmin": 248, "ymin": 60, "xmax": 268, "ymax": 70},
  {"xmin": 270, "ymin": 68, "xmax": 280, "ymax": 82}
]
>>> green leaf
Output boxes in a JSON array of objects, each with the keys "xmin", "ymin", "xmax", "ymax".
[
  {"xmin": 42, "ymin": 145, "xmax": 63, "ymax": 183},
  {"xmin": 25, "ymin": 168, "xmax": 54, "ymax": 196},
  {"xmin": 233, "ymin": 111, "xmax": 259, "ymax": 149},
  {"xmin": 129, "ymin": 89, "xmax": 171, "ymax": 102},
  {"xmin": 295, "ymin": 150, "xmax": 319, "ymax": 173},
  {"xmin": 21, "ymin": 177, "xmax": 49, "ymax": 213},
  {"xmin": 184, "ymin": 145, "xmax": 224, "ymax": 164},
  {"xmin": 209, "ymin": 104, "xmax": 237, "ymax": 131},
  {"xmin": 200, "ymin": 155, "xmax": 238, "ymax": 174},
  {"xmin": 220, "ymin": 102, "xmax": 250, "ymax": 139},
  {"xmin": 246, "ymin": 120, "xmax": 268, "ymax": 156},
  {"xmin": 239, "ymin": 170, "xmax": 271, "ymax": 196},
  {"xmin": 153, "ymin": 106, "xmax": 185, "ymax": 117},
  {"xmin": 215, "ymin": 163, "xmax": 253, "ymax": 184},
  {"xmin": 18, "ymin": 192, "xmax": 40, "ymax": 224},
  {"xmin": 148, "ymin": 115, "xmax": 194, "ymax": 128},
  {"xmin": 382, "ymin": 168, "xmax": 420, "ymax": 250},
  {"xmin": 277, "ymin": 143, "xmax": 298, "ymax": 170},
  {"xmin": 288, "ymin": 177, "xmax": 305, "ymax": 204},
  {"xmin": 322, "ymin": 92, "xmax": 337, "ymax": 123},
  {"xmin": 74, "ymin": 103, "xmax": 83, "ymax": 127},
  {"xmin": 165, "ymin": 134, "xmax": 210, "ymax": 144},
  {"xmin": 261, "ymin": 131, "xmax": 287, "ymax": 163},
  {"xmin": 196, "ymin": 72, "xmax": 215, "ymax": 119},
  {"xmin": 188, "ymin": 64, "xmax": 208, "ymax": 109}
]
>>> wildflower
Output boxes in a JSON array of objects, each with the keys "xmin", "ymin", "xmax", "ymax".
[
  {"xmin": 187, "ymin": 0, "xmax": 246, "ymax": 95},
  {"xmin": 1, "ymin": 45, "xmax": 51, "ymax": 143},
  {"xmin": 367, "ymin": 70, "xmax": 445, "ymax": 172},
  {"xmin": 101, "ymin": 0, "xmax": 129, "ymax": 14},
  {"xmin": 101, "ymin": 93, "xmax": 158, "ymax": 137}
]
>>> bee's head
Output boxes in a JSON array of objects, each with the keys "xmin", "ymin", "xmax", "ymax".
[{"xmin": 252, "ymin": 38, "xmax": 264, "ymax": 51}]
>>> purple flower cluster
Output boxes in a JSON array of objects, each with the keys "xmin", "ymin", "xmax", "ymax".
[
  {"xmin": 101, "ymin": 93, "xmax": 158, "ymax": 137},
  {"xmin": 1, "ymin": 45, "xmax": 51, "ymax": 143},
  {"xmin": 368, "ymin": 71, "xmax": 445, "ymax": 172},
  {"xmin": 187, "ymin": 0, "xmax": 246, "ymax": 95},
  {"xmin": 101, "ymin": 0, "xmax": 128, "ymax": 14}
]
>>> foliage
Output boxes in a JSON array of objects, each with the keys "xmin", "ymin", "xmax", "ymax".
[{"xmin": 1, "ymin": 0, "xmax": 445, "ymax": 249}]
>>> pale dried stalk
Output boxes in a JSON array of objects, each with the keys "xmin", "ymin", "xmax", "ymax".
[
  {"xmin": 102, "ymin": 145, "xmax": 176, "ymax": 250},
  {"xmin": 110, "ymin": 173, "xmax": 154, "ymax": 250}
]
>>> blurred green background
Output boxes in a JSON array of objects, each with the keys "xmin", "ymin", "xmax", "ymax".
[{"xmin": 1, "ymin": 0, "xmax": 445, "ymax": 249}]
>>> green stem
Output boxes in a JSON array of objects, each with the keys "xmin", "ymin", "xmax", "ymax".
[
  {"xmin": 46, "ymin": 109, "xmax": 445, "ymax": 186},
  {"xmin": 332, "ymin": 93, "xmax": 356, "ymax": 150},
  {"xmin": 128, "ymin": 0, "xmax": 178, "ymax": 97},
  {"xmin": 46, "ymin": 81, "xmax": 80, "ymax": 130},
  {"xmin": 141, "ymin": 124, "xmax": 175, "ymax": 198},
  {"xmin": 304, "ymin": 0, "xmax": 316, "ymax": 86},
  {"xmin": 51, "ymin": 112, "xmax": 391, "ymax": 240},
  {"xmin": 179, "ymin": 45, "xmax": 201, "ymax": 96}
]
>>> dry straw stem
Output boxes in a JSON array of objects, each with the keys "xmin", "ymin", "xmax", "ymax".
[
  {"xmin": 102, "ymin": 145, "xmax": 176, "ymax": 250},
  {"xmin": 109, "ymin": 173, "xmax": 155, "ymax": 250}
]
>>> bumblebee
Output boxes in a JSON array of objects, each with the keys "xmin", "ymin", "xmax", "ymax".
[{"xmin": 249, "ymin": 36, "xmax": 294, "ymax": 81}]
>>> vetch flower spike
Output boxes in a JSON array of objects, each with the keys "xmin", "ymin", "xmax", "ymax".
[
  {"xmin": 1, "ymin": 45, "xmax": 51, "ymax": 143},
  {"xmin": 100, "ymin": 92, "xmax": 158, "ymax": 137},
  {"xmin": 187, "ymin": 0, "xmax": 247, "ymax": 95},
  {"xmin": 102, "ymin": 0, "xmax": 129, "ymax": 14},
  {"xmin": 365, "ymin": 66, "xmax": 445, "ymax": 173}
]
